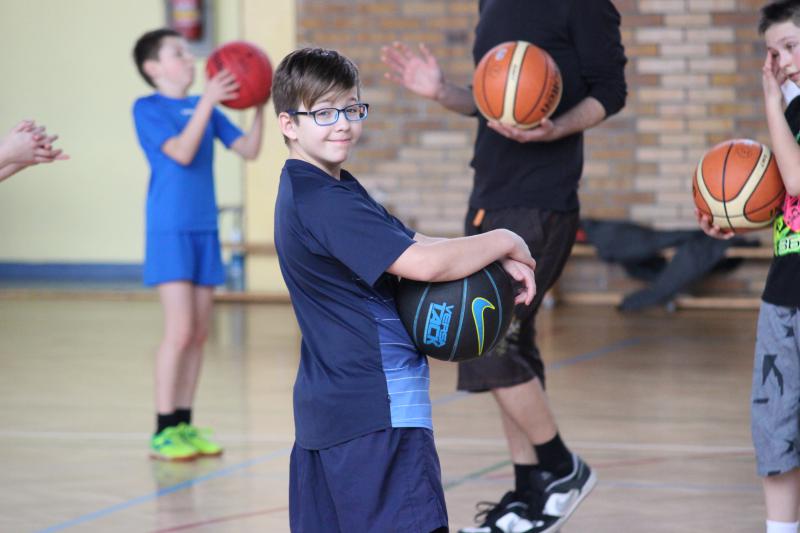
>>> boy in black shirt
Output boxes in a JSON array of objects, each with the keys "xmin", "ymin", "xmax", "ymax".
[{"xmin": 701, "ymin": 3, "xmax": 800, "ymax": 532}]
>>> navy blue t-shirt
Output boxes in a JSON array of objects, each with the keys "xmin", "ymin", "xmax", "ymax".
[{"xmin": 275, "ymin": 159, "xmax": 433, "ymax": 450}]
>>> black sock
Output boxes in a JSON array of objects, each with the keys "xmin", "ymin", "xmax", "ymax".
[
  {"xmin": 514, "ymin": 463, "xmax": 536, "ymax": 495},
  {"xmin": 175, "ymin": 408, "xmax": 192, "ymax": 425},
  {"xmin": 156, "ymin": 412, "xmax": 180, "ymax": 435},
  {"xmin": 533, "ymin": 433, "xmax": 573, "ymax": 478}
]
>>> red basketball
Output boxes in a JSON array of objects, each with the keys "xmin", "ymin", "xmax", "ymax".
[
  {"xmin": 206, "ymin": 41, "xmax": 272, "ymax": 110},
  {"xmin": 692, "ymin": 139, "xmax": 785, "ymax": 233},
  {"xmin": 472, "ymin": 41, "xmax": 562, "ymax": 129}
]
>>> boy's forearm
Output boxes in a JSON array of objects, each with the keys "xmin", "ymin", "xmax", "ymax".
[
  {"xmin": 766, "ymin": 101, "xmax": 800, "ymax": 196},
  {"xmin": 0, "ymin": 162, "xmax": 28, "ymax": 182},
  {"xmin": 0, "ymin": 146, "xmax": 10, "ymax": 169},
  {"xmin": 162, "ymin": 97, "xmax": 215, "ymax": 165},
  {"xmin": 232, "ymin": 107, "xmax": 264, "ymax": 160},
  {"xmin": 0, "ymin": 141, "xmax": 19, "ymax": 168},
  {"xmin": 422, "ymin": 230, "xmax": 515, "ymax": 281},
  {"xmin": 412, "ymin": 232, "xmax": 446, "ymax": 244}
]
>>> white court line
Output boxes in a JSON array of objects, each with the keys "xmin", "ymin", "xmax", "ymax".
[
  {"xmin": 0, "ymin": 430, "xmax": 294, "ymax": 444},
  {"xmin": 0, "ymin": 430, "xmax": 753, "ymax": 454},
  {"xmin": 434, "ymin": 437, "xmax": 753, "ymax": 455}
]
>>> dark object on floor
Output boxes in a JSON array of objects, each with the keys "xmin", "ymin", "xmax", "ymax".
[{"xmin": 580, "ymin": 219, "xmax": 757, "ymax": 311}]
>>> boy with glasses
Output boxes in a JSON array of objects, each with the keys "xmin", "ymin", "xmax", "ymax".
[{"xmin": 272, "ymin": 47, "xmax": 537, "ymax": 532}]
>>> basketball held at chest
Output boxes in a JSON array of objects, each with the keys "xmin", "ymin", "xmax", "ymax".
[
  {"xmin": 693, "ymin": 139, "xmax": 785, "ymax": 233},
  {"xmin": 472, "ymin": 40, "xmax": 562, "ymax": 129},
  {"xmin": 395, "ymin": 262, "xmax": 515, "ymax": 363},
  {"xmin": 206, "ymin": 41, "xmax": 273, "ymax": 110}
]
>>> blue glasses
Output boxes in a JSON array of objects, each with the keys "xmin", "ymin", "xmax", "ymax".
[{"xmin": 287, "ymin": 103, "xmax": 369, "ymax": 126}]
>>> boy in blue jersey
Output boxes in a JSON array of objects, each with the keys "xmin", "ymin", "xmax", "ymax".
[
  {"xmin": 132, "ymin": 29, "xmax": 264, "ymax": 461},
  {"xmin": 272, "ymin": 47, "xmax": 537, "ymax": 533}
]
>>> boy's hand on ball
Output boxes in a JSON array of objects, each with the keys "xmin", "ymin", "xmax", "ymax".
[
  {"xmin": 695, "ymin": 208, "xmax": 735, "ymax": 240},
  {"xmin": 487, "ymin": 118, "xmax": 557, "ymax": 143},
  {"xmin": 501, "ymin": 259, "xmax": 536, "ymax": 306},
  {"xmin": 205, "ymin": 69, "xmax": 240, "ymax": 105},
  {"xmin": 504, "ymin": 231, "xmax": 537, "ymax": 270}
]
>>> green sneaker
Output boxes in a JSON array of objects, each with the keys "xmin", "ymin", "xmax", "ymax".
[
  {"xmin": 150, "ymin": 426, "xmax": 198, "ymax": 462},
  {"xmin": 178, "ymin": 423, "xmax": 223, "ymax": 456}
]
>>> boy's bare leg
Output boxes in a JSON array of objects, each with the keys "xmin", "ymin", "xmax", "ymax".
[
  {"xmin": 492, "ymin": 378, "xmax": 558, "ymax": 447},
  {"xmin": 764, "ymin": 469, "xmax": 800, "ymax": 523},
  {"xmin": 155, "ymin": 282, "xmax": 195, "ymax": 414},
  {"xmin": 175, "ymin": 285, "xmax": 214, "ymax": 408},
  {"xmin": 498, "ymin": 402, "xmax": 537, "ymax": 464}
]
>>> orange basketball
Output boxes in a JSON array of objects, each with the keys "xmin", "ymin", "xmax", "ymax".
[
  {"xmin": 693, "ymin": 139, "xmax": 785, "ymax": 233},
  {"xmin": 472, "ymin": 41, "xmax": 562, "ymax": 129}
]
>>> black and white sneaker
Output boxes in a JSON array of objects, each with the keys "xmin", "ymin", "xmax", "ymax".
[
  {"xmin": 458, "ymin": 490, "xmax": 532, "ymax": 533},
  {"xmin": 458, "ymin": 455, "xmax": 594, "ymax": 533},
  {"xmin": 525, "ymin": 454, "xmax": 596, "ymax": 533}
]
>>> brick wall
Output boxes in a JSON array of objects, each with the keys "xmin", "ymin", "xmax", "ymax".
[
  {"xmin": 295, "ymin": 0, "xmax": 773, "ymax": 298},
  {"xmin": 296, "ymin": 0, "xmax": 479, "ymax": 235},
  {"xmin": 601, "ymin": 0, "xmax": 768, "ymax": 230}
]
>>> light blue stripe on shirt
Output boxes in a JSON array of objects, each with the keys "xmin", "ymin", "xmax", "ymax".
[{"xmin": 367, "ymin": 297, "xmax": 433, "ymax": 430}]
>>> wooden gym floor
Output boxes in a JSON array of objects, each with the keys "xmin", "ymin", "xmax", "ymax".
[{"xmin": 0, "ymin": 298, "xmax": 763, "ymax": 532}]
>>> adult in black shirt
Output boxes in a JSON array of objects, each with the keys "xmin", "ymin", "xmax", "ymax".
[{"xmin": 383, "ymin": 1, "xmax": 627, "ymax": 531}]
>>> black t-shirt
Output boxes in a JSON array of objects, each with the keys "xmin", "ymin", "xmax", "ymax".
[
  {"xmin": 469, "ymin": 0, "xmax": 628, "ymax": 212},
  {"xmin": 762, "ymin": 97, "xmax": 800, "ymax": 307}
]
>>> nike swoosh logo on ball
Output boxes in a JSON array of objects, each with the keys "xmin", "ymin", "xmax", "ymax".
[{"xmin": 471, "ymin": 297, "xmax": 496, "ymax": 355}]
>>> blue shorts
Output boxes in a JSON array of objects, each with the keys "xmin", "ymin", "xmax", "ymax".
[
  {"xmin": 289, "ymin": 428, "xmax": 448, "ymax": 533},
  {"xmin": 143, "ymin": 231, "xmax": 225, "ymax": 287}
]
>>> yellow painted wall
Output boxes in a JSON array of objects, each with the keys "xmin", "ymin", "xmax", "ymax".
[
  {"xmin": 0, "ymin": 0, "xmax": 293, "ymax": 296},
  {"xmin": 241, "ymin": 0, "xmax": 294, "ymax": 293},
  {"xmin": 0, "ymin": 0, "xmax": 240, "ymax": 262}
]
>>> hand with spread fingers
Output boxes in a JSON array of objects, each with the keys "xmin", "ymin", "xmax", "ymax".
[{"xmin": 381, "ymin": 41, "xmax": 444, "ymax": 101}]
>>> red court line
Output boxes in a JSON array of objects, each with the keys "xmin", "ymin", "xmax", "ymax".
[{"xmin": 151, "ymin": 506, "xmax": 288, "ymax": 533}]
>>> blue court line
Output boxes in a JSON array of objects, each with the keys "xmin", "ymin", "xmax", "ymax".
[
  {"xmin": 38, "ymin": 336, "xmax": 640, "ymax": 532},
  {"xmin": 36, "ymin": 448, "xmax": 290, "ymax": 533},
  {"xmin": 549, "ymin": 336, "xmax": 642, "ymax": 370}
]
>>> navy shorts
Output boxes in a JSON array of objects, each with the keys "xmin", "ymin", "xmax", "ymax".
[
  {"xmin": 289, "ymin": 428, "xmax": 448, "ymax": 533},
  {"xmin": 143, "ymin": 231, "xmax": 225, "ymax": 287}
]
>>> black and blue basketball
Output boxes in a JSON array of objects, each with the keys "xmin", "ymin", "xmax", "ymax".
[{"xmin": 396, "ymin": 262, "xmax": 515, "ymax": 362}]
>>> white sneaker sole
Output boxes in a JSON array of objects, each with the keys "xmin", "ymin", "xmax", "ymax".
[{"xmin": 540, "ymin": 470, "xmax": 597, "ymax": 533}]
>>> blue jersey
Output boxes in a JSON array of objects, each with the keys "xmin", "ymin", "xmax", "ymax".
[
  {"xmin": 275, "ymin": 159, "xmax": 433, "ymax": 450},
  {"xmin": 132, "ymin": 94, "xmax": 243, "ymax": 232}
]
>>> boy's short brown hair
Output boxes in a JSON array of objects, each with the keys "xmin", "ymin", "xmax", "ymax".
[
  {"xmin": 759, "ymin": 0, "xmax": 800, "ymax": 34},
  {"xmin": 133, "ymin": 28, "xmax": 182, "ymax": 87},
  {"xmin": 271, "ymin": 48, "xmax": 360, "ymax": 117}
]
